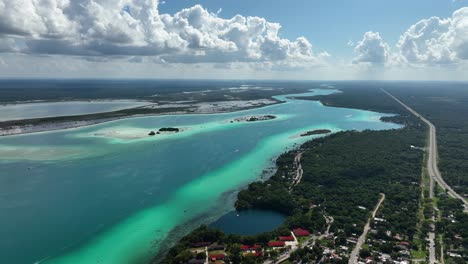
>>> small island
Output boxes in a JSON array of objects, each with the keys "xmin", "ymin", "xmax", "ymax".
[
  {"xmin": 148, "ymin": 127, "xmax": 180, "ymax": 136},
  {"xmin": 159, "ymin": 127, "xmax": 180, "ymax": 133},
  {"xmin": 300, "ymin": 129, "xmax": 331, "ymax": 137},
  {"xmin": 232, "ymin": 115, "xmax": 276, "ymax": 123}
]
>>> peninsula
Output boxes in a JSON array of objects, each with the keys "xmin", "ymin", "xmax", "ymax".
[{"xmin": 300, "ymin": 129, "xmax": 331, "ymax": 137}]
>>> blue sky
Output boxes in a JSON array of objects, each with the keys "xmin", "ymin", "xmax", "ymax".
[
  {"xmin": 160, "ymin": 0, "xmax": 468, "ymax": 58},
  {"xmin": 0, "ymin": 0, "xmax": 468, "ymax": 80}
]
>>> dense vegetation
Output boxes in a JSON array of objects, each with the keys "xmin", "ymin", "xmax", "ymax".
[
  {"xmin": 0, "ymin": 106, "xmax": 188, "ymax": 129},
  {"xmin": 159, "ymin": 127, "xmax": 180, "ymax": 132},
  {"xmin": 237, "ymin": 126, "xmax": 425, "ymax": 239},
  {"xmin": 300, "ymin": 129, "xmax": 331, "ymax": 136},
  {"xmin": 311, "ymin": 82, "xmax": 468, "ymax": 262},
  {"xmin": 0, "ymin": 80, "xmax": 313, "ymax": 103},
  {"xmin": 383, "ymin": 82, "xmax": 468, "ymax": 196}
]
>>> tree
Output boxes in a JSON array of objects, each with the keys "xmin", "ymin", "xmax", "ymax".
[{"xmin": 359, "ymin": 248, "xmax": 371, "ymax": 259}]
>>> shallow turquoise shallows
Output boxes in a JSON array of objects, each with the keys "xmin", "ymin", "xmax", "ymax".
[{"xmin": 0, "ymin": 89, "xmax": 400, "ymax": 264}]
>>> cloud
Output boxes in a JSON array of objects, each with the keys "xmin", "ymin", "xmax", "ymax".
[
  {"xmin": 0, "ymin": 0, "xmax": 323, "ymax": 67},
  {"xmin": 353, "ymin": 31, "xmax": 390, "ymax": 64},
  {"xmin": 0, "ymin": 37, "xmax": 17, "ymax": 52},
  {"xmin": 396, "ymin": 7, "xmax": 468, "ymax": 64},
  {"xmin": 351, "ymin": 7, "xmax": 468, "ymax": 68}
]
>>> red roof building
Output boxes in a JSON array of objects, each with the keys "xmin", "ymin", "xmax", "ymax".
[
  {"xmin": 268, "ymin": 241, "xmax": 286, "ymax": 247},
  {"xmin": 279, "ymin": 236, "xmax": 295, "ymax": 241},
  {"xmin": 293, "ymin": 228, "xmax": 311, "ymax": 237},
  {"xmin": 209, "ymin": 253, "xmax": 225, "ymax": 261},
  {"xmin": 240, "ymin": 245, "xmax": 250, "ymax": 251},
  {"xmin": 240, "ymin": 244, "xmax": 260, "ymax": 251}
]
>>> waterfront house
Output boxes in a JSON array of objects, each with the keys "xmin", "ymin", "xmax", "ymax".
[
  {"xmin": 240, "ymin": 245, "xmax": 260, "ymax": 252},
  {"xmin": 279, "ymin": 236, "xmax": 295, "ymax": 241},
  {"xmin": 293, "ymin": 228, "xmax": 311, "ymax": 237},
  {"xmin": 268, "ymin": 241, "xmax": 285, "ymax": 247},
  {"xmin": 208, "ymin": 253, "xmax": 225, "ymax": 262}
]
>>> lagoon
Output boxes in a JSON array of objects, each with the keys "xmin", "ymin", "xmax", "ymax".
[
  {"xmin": 0, "ymin": 100, "xmax": 150, "ymax": 122},
  {"xmin": 210, "ymin": 210, "xmax": 287, "ymax": 235},
  {"xmin": 0, "ymin": 88, "xmax": 400, "ymax": 264}
]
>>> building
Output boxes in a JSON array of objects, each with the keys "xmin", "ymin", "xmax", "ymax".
[
  {"xmin": 279, "ymin": 236, "xmax": 295, "ymax": 241},
  {"xmin": 240, "ymin": 245, "xmax": 260, "ymax": 252},
  {"xmin": 293, "ymin": 228, "xmax": 311, "ymax": 237},
  {"xmin": 268, "ymin": 241, "xmax": 286, "ymax": 247},
  {"xmin": 208, "ymin": 253, "xmax": 225, "ymax": 262},
  {"xmin": 208, "ymin": 244, "xmax": 225, "ymax": 251}
]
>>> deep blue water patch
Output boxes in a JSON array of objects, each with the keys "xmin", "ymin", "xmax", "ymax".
[{"xmin": 210, "ymin": 210, "xmax": 286, "ymax": 235}]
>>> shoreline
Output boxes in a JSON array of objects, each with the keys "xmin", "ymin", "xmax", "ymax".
[
  {"xmin": 0, "ymin": 98, "xmax": 155, "ymax": 106},
  {"xmin": 0, "ymin": 99, "xmax": 282, "ymax": 137},
  {"xmin": 157, "ymin": 134, "xmax": 326, "ymax": 264},
  {"xmin": 152, "ymin": 141, "xmax": 304, "ymax": 263},
  {"xmin": 158, "ymin": 88, "xmax": 419, "ymax": 264}
]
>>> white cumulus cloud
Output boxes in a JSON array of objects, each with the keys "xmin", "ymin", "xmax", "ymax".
[
  {"xmin": 0, "ymin": 0, "xmax": 323, "ymax": 66},
  {"xmin": 397, "ymin": 7, "xmax": 468, "ymax": 64},
  {"xmin": 353, "ymin": 31, "xmax": 390, "ymax": 64},
  {"xmin": 353, "ymin": 7, "xmax": 468, "ymax": 68}
]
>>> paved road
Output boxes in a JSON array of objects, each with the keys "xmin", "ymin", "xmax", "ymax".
[
  {"xmin": 291, "ymin": 152, "xmax": 304, "ymax": 187},
  {"xmin": 381, "ymin": 89, "xmax": 468, "ymax": 209},
  {"xmin": 428, "ymin": 230, "xmax": 436, "ymax": 264},
  {"xmin": 348, "ymin": 193, "xmax": 386, "ymax": 264}
]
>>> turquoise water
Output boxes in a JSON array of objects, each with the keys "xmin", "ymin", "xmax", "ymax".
[
  {"xmin": 210, "ymin": 210, "xmax": 287, "ymax": 235},
  {"xmin": 0, "ymin": 89, "xmax": 400, "ymax": 264},
  {"xmin": 0, "ymin": 100, "xmax": 149, "ymax": 121}
]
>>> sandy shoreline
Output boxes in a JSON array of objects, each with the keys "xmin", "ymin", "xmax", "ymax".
[{"xmin": 0, "ymin": 99, "xmax": 279, "ymax": 137}]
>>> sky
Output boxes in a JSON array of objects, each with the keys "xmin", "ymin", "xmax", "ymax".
[{"xmin": 1, "ymin": 0, "xmax": 468, "ymax": 80}]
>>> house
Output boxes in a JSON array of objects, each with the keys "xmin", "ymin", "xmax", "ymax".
[
  {"xmin": 208, "ymin": 244, "xmax": 225, "ymax": 251},
  {"xmin": 448, "ymin": 252, "xmax": 462, "ymax": 258},
  {"xmin": 240, "ymin": 245, "xmax": 260, "ymax": 252},
  {"xmin": 293, "ymin": 228, "xmax": 311, "ymax": 237},
  {"xmin": 279, "ymin": 236, "xmax": 295, "ymax": 241},
  {"xmin": 268, "ymin": 241, "xmax": 286, "ymax": 247},
  {"xmin": 208, "ymin": 253, "xmax": 225, "ymax": 262},
  {"xmin": 399, "ymin": 241, "xmax": 410, "ymax": 247}
]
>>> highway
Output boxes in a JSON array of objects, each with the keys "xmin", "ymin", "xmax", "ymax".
[{"xmin": 381, "ymin": 89, "xmax": 468, "ymax": 208}]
